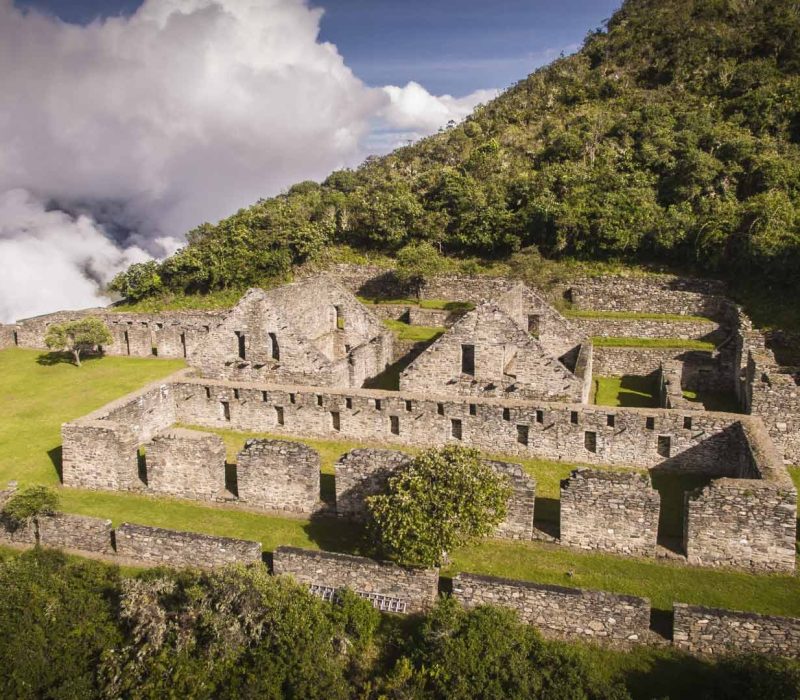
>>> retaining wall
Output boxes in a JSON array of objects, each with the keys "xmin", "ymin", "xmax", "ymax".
[
  {"xmin": 673, "ymin": 604, "xmax": 800, "ymax": 658},
  {"xmin": 452, "ymin": 573, "xmax": 651, "ymax": 646},
  {"xmin": 272, "ymin": 545, "xmax": 438, "ymax": 614},
  {"xmin": 115, "ymin": 523, "xmax": 262, "ymax": 568}
]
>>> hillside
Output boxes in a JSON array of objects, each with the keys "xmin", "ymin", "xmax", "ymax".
[{"xmin": 110, "ymin": 0, "xmax": 800, "ymax": 304}]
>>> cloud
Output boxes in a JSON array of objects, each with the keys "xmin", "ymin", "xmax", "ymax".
[
  {"xmin": 0, "ymin": 0, "xmax": 497, "ymax": 322},
  {"xmin": 0, "ymin": 189, "xmax": 149, "ymax": 322}
]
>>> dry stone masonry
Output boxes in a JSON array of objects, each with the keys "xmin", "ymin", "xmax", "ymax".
[
  {"xmin": 673, "ymin": 604, "xmax": 800, "ymax": 659},
  {"xmin": 560, "ymin": 469, "xmax": 660, "ymax": 557},
  {"xmin": 115, "ymin": 523, "xmax": 262, "ymax": 568},
  {"xmin": 453, "ymin": 573, "xmax": 651, "ymax": 647},
  {"xmin": 237, "ymin": 439, "xmax": 321, "ymax": 513},
  {"xmin": 272, "ymin": 545, "xmax": 438, "ymax": 614}
]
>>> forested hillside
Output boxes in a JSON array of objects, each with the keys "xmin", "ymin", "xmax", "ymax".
[{"xmin": 111, "ymin": 0, "xmax": 800, "ymax": 303}]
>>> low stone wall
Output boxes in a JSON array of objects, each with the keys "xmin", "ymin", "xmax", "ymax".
[
  {"xmin": 574, "ymin": 317, "xmax": 720, "ymax": 341},
  {"xmin": 660, "ymin": 360, "xmax": 699, "ymax": 411},
  {"xmin": 272, "ymin": 545, "xmax": 438, "ymax": 614},
  {"xmin": 38, "ymin": 513, "xmax": 113, "ymax": 554},
  {"xmin": 145, "ymin": 428, "xmax": 227, "ymax": 501},
  {"xmin": 0, "ymin": 325, "xmax": 17, "ymax": 349},
  {"xmin": 237, "ymin": 439, "xmax": 321, "ymax": 513},
  {"xmin": 452, "ymin": 573, "xmax": 650, "ymax": 646},
  {"xmin": 407, "ymin": 306, "xmax": 465, "ymax": 327},
  {"xmin": 564, "ymin": 276, "xmax": 728, "ymax": 319},
  {"xmin": 560, "ymin": 469, "xmax": 659, "ymax": 557},
  {"xmin": 673, "ymin": 604, "xmax": 800, "ymax": 659},
  {"xmin": 115, "ymin": 523, "xmax": 262, "ymax": 568},
  {"xmin": 61, "ymin": 421, "xmax": 140, "ymax": 491}
]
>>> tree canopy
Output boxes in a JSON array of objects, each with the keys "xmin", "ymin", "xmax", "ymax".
[
  {"xmin": 366, "ymin": 446, "xmax": 512, "ymax": 567},
  {"xmin": 44, "ymin": 317, "xmax": 113, "ymax": 366}
]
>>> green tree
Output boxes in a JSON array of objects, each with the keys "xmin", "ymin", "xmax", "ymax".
[
  {"xmin": 1, "ymin": 485, "xmax": 60, "ymax": 545},
  {"xmin": 44, "ymin": 317, "xmax": 113, "ymax": 366},
  {"xmin": 366, "ymin": 446, "xmax": 512, "ymax": 567},
  {"xmin": 399, "ymin": 597, "xmax": 629, "ymax": 700},
  {"xmin": 395, "ymin": 240, "xmax": 448, "ymax": 297},
  {"xmin": 0, "ymin": 549, "xmax": 122, "ymax": 699},
  {"xmin": 107, "ymin": 260, "xmax": 163, "ymax": 301}
]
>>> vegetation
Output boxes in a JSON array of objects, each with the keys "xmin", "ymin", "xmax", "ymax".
[
  {"xmin": 108, "ymin": 0, "xmax": 800, "ymax": 321},
  {"xmin": 367, "ymin": 446, "xmax": 512, "ymax": 566},
  {"xmin": 44, "ymin": 317, "xmax": 113, "ymax": 366},
  {"xmin": 0, "ymin": 548, "xmax": 798, "ymax": 700},
  {"xmin": 1, "ymin": 485, "xmax": 59, "ymax": 526},
  {"xmin": 592, "ymin": 337, "xmax": 716, "ymax": 350},
  {"xmin": 383, "ymin": 319, "xmax": 446, "ymax": 342},
  {"xmin": 565, "ymin": 310, "xmax": 713, "ymax": 322}
]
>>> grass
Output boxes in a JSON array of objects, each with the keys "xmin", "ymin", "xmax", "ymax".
[
  {"xmin": 593, "ymin": 375, "xmax": 659, "ymax": 408},
  {"xmin": 382, "ymin": 319, "xmax": 445, "ymax": 342},
  {"xmin": 111, "ymin": 287, "xmax": 250, "ymax": 312},
  {"xmin": 592, "ymin": 337, "xmax": 716, "ymax": 350},
  {"xmin": 0, "ymin": 349, "xmax": 185, "ymax": 487},
  {"xmin": 565, "ymin": 310, "xmax": 714, "ymax": 323},
  {"xmin": 358, "ymin": 296, "xmax": 474, "ymax": 312}
]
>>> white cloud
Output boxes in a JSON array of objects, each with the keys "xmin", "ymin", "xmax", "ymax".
[
  {"xmin": 0, "ymin": 0, "xmax": 498, "ymax": 322},
  {"xmin": 0, "ymin": 189, "xmax": 149, "ymax": 322}
]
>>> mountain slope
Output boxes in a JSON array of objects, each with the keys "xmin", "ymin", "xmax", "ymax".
[{"xmin": 111, "ymin": 0, "xmax": 800, "ymax": 302}]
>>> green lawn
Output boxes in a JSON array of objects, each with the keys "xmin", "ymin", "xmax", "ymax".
[
  {"xmin": 593, "ymin": 375, "xmax": 659, "ymax": 408},
  {"xmin": 592, "ymin": 337, "xmax": 716, "ymax": 350},
  {"xmin": 382, "ymin": 319, "xmax": 445, "ymax": 342},
  {"xmin": 0, "ymin": 349, "xmax": 185, "ymax": 487},
  {"xmin": 566, "ymin": 310, "xmax": 714, "ymax": 323}
]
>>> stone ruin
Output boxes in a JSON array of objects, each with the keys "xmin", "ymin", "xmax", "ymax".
[{"xmin": 4, "ymin": 267, "xmax": 799, "ymax": 656}]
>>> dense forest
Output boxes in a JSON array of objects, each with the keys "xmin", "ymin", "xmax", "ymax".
[
  {"xmin": 1, "ymin": 549, "xmax": 798, "ymax": 700},
  {"xmin": 110, "ymin": 0, "xmax": 800, "ymax": 305}
]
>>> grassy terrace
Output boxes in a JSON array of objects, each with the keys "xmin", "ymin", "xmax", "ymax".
[
  {"xmin": 381, "ymin": 318, "xmax": 445, "ymax": 343},
  {"xmin": 2, "ymin": 348, "xmax": 798, "ymax": 618},
  {"xmin": 592, "ymin": 336, "xmax": 717, "ymax": 350},
  {"xmin": 358, "ymin": 296, "xmax": 474, "ymax": 312},
  {"xmin": 592, "ymin": 375, "xmax": 659, "ymax": 408},
  {"xmin": 565, "ymin": 309, "xmax": 715, "ymax": 323}
]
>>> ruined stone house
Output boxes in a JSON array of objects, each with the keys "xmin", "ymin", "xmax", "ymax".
[{"xmin": 189, "ymin": 276, "xmax": 393, "ymax": 387}]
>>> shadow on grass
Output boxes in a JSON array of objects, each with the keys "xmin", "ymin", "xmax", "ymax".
[
  {"xmin": 48, "ymin": 446, "xmax": 63, "ymax": 482},
  {"xmin": 534, "ymin": 496, "xmax": 560, "ymax": 524},
  {"xmin": 36, "ymin": 352, "xmax": 103, "ymax": 367},
  {"xmin": 320, "ymin": 473, "xmax": 336, "ymax": 507},
  {"xmin": 617, "ymin": 375, "xmax": 659, "ymax": 407},
  {"xmin": 683, "ymin": 390, "xmax": 741, "ymax": 413},
  {"xmin": 301, "ymin": 514, "xmax": 367, "ymax": 556},
  {"xmin": 364, "ymin": 346, "xmax": 427, "ymax": 391}
]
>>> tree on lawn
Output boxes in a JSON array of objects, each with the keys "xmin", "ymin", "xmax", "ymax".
[
  {"xmin": 44, "ymin": 317, "xmax": 113, "ymax": 367},
  {"xmin": 366, "ymin": 445, "xmax": 511, "ymax": 567}
]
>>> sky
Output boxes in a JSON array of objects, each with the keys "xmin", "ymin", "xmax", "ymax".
[{"xmin": 1, "ymin": 0, "xmax": 621, "ymax": 322}]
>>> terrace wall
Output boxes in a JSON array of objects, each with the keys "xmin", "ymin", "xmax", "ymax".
[
  {"xmin": 115, "ymin": 523, "xmax": 262, "ymax": 568},
  {"xmin": 452, "ymin": 573, "xmax": 651, "ymax": 646},
  {"xmin": 272, "ymin": 545, "xmax": 438, "ymax": 614},
  {"xmin": 673, "ymin": 604, "xmax": 800, "ymax": 659}
]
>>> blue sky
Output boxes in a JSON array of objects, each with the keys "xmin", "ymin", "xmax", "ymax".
[{"xmin": 17, "ymin": 0, "xmax": 622, "ymax": 94}]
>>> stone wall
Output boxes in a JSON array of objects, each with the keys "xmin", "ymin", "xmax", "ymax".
[
  {"xmin": 673, "ymin": 604, "xmax": 800, "ymax": 659},
  {"xmin": 592, "ymin": 347, "xmax": 729, "ymax": 393},
  {"xmin": 237, "ymin": 439, "xmax": 320, "ymax": 513},
  {"xmin": 573, "ymin": 317, "xmax": 721, "ymax": 342},
  {"xmin": 115, "ymin": 523, "xmax": 262, "ymax": 568},
  {"xmin": 145, "ymin": 428, "xmax": 227, "ymax": 501},
  {"xmin": 564, "ymin": 276, "xmax": 728, "ymax": 319},
  {"xmin": 407, "ymin": 306, "xmax": 465, "ymax": 327},
  {"xmin": 334, "ymin": 449, "xmax": 535, "ymax": 540},
  {"xmin": 452, "ymin": 573, "xmax": 650, "ymax": 646},
  {"xmin": 334, "ymin": 448, "xmax": 411, "ymax": 519},
  {"xmin": 560, "ymin": 469, "xmax": 659, "ymax": 556},
  {"xmin": 684, "ymin": 421, "xmax": 796, "ymax": 572},
  {"xmin": 272, "ymin": 545, "xmax": 438, "ymax": 614},
  {"xmin": 61, "ymin": 421, "xmax": 140, "ymax": 490},
  {"xmin": 660, "ymin": 360, "xmax": 701, "ymax": 411},
  {"xmin": 37, "ymin": 513, "xmax": 113, "ymax": 554},
  {"xmin": 746, "ymin": 350, "xmax": 800, "ymax": 464},
  {"xmin": 0, "ymin": 325, "xmax": 17, "ymax": 349},
  {"xmin": 172, "ymin": 378, "xmax": 748, "ymax": 472}
]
